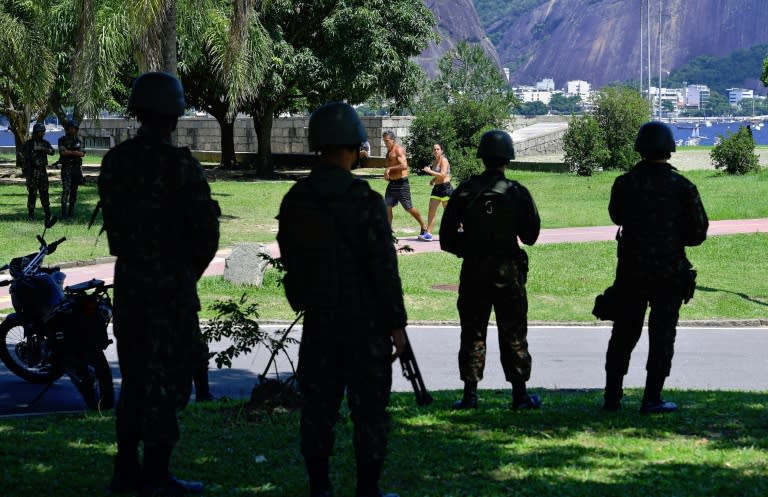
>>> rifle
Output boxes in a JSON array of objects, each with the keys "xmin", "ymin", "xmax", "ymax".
[{"xmin": 398, "ymin": 329, "xmax": 433, "ymax": 406}]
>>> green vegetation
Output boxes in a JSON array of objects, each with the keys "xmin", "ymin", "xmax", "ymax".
[
  {"xmin": 710, "ymin": 126, "xmax": 760, "ymax": 174},
  {"xmin": 473, "ymin": 0, "xmax": 548, "ymax": 46},
  {"xmin": 196, "ymin": 233, "xmax": 768, "ymax": 323},
  {"xmin": 2, "ymin": 390, "xmax": 767, "ymax": 497},
  {"xmin": 406, "ymin": 41, "xmax": 517, "ymax": 183},
  {"xmin": 668, "ymin": 43, "xmax": 768, "ymax": 95}
]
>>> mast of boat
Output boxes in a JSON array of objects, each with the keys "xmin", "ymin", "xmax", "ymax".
[
  {"xmin": 639, "ymin": 0, "xmax": 643, "ymax": 96},
  {"xmin": 658, "ymin": 0, "xmax": 662, "ymax": 120},
  {"xmin": 647, "ymin": 0, "xmax": 651, "ymax": 106}
]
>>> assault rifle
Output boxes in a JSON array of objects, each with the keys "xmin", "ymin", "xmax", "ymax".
[{"xmin": 398, "ymin": 329, "xmax": 433, "ymax": 406}]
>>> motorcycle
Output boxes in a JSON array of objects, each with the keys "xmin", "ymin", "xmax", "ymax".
[{"xmin": 0, "ymin": 219, "xmax": 115, "ymax": 411}]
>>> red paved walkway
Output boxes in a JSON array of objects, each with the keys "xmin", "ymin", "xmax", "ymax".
[{"xmin": 2, "ymin": 218, "xmax": 767, "ymax": 308}]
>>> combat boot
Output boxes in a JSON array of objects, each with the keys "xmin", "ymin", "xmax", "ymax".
[
  {"xmin": 640, "ymin": 373, "xmax": 676, "ymax": 414},
  {"xmin": 640, "ymin": 399, "xmax": 678, "ymax": 414},
  {"xmin": 511, "ymin": 381, "xmax": 542, "ymax": 410},
  {"xmin": 452, "ymin": 381, "xmax": 478, "ymax": 409}
]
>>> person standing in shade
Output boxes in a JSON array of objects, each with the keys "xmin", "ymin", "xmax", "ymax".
[
  {"xmin": 278, "ymin": 102, "xmax": 406, "ymax": 497},
  {"xmin": 440, "ymin": 130, "xmax": 541, "ymax": 411},
  {"xmin": 100, "ymin": 72, "xmax": 220, "ymax": 497},
  {"xmin": 420, "ymin": 143, "xmax": 453, "ymax": 241},
  {"xmin": 58, "ymin": 120, "xmax": 86, "ymax": 219},
  {"xmin": 21, "ymin": 123, "xmax": 55, "ymax": 221},
  {"xmin": 602, "ymin": 121, "xmax": 708, "ymax": 414},
  {"xmin": 382, "ymin": 130, "xmax": 428, "ymax": 240}
]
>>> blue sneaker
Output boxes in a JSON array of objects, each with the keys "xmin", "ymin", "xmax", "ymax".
[{"xmin": 418, "ymin": 231, "xmax": 433, "ymax": 241}]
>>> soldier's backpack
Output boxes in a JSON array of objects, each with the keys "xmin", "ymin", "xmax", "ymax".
[
  {"xmin": 277, "ymin": 179, "xmax": 359, "ymax": 313},
  {"xmin": 461, "ymin": 177, "xmax": 519, "ymax": 255}
]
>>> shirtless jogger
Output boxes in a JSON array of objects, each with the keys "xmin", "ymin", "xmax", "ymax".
[{"xmin": 382, "ymin": 130, "xmax": 428, "ymax": 240}]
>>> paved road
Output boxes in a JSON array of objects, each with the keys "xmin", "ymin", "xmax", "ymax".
[{"xmin": 2, "ymin": 325, "xmax": 766, "ymax": 417}]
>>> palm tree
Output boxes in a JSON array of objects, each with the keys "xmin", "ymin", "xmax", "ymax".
[{"xmin": 0, "ymin": 1, "xmax": 57, "ymax": 167}]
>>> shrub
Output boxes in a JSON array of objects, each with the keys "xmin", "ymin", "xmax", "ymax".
[
  {"xmin": 562, "ymin": 115, "xmax": 611, "ymax": 176},
  {"xmin": 449, "ymin": 146, "xmax": 484, "ymax": 184},
  {"xmin": 710, "ymin": 126, "xmax": 760, "ymax": 175}
]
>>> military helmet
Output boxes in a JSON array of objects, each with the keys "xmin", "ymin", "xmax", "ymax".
[
  {"xmin": 32, "ymin": 123, "xmax": 46, "ymax": 134},
  {"xmin": 127, "ymin": 72, "xmax": 186, "ymax": 117},
  {"xmin": 65, "ymin": 119, "xmax": 79, "ymax": 130},
  {"xmin": 634, "ymin": 121, "xmax": 676, "ymax": 156},
  {"xmin": 476, "ymin": 130, "xmax": 515, "ymax": 160},
  {"xmin": 308, "ymin": 101, "xmax": 367, "ymax": 152}
]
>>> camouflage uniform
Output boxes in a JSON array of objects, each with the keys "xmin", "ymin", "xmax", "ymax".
[
  {"xmin": 440, "ymin": 169, "xmax": 540, "ymax": 384},
  {"xmin": 58, "ymin": 133, "xmax": 85, "ymax": 218},
  {"xmin": 21, "ymin": 137, "xmax": 54, "ymax": 219},
  {"xmin": 98, "ymin": 129, "xmax": 219, "ymax": 459},
  {"xmin": 604, "ymin": 161, "xmax": 708, "ymax": 398},
  {"xmin": 277, "ymin": 165, "xmax": 406, "ymax": 497}
]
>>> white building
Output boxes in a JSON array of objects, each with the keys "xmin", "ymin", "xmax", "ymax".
[
  {"xmin": 566, "ymin": 80, "xmax": 591, "ymax": 99},
  {"xmin": 684, "ymin": 84, "xmax": 710, "ymax": 109},
  {"xmin": 726, "ymin": 88, "xmax": 754, "ymax": 106},
  {"xmin": 513, "ymin": 86, "xmax": 554, "ymax": 105},
  {"xmin": 536, "ymin": 78, "xmax": 555, "ymax": 91}
]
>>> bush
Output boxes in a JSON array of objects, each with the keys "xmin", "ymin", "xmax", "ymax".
[
  {"xmin": 449, "ymin": 146, "xmax": 484, "ymax": 184},
  {"xmin": 592, "ymin": 87, "xmax": 651, "ymax": 170},
  {"xmin": 562, "ymin": 115, "xmax": 611, "ymax": 176},
  {"xmin": 710, "ymin": 126, "xmax": 760, "ymax": 174}
]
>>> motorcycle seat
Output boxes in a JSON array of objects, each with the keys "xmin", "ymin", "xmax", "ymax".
[{"xmin": 65, "ymin": 278, "xmax": 105, "ymax": 293}]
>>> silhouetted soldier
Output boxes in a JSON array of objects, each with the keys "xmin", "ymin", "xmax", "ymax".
[
  {"xmin": 602, "ymin": 121, "xmax": 708, "ymax": 414},
  {"xmin": 100, "ymin": 72, "xmax": 220, "ymax": 496},
  {"xmin": 440, "ymin": 130, "xmax": 542, "ymax": 411},
  {"xmin": 277, "ymin": 102, "xmax": 406, "ymax": 497},
  {"xmin": 21, "ymin": 122, "xmax": 55, "ymax": 221},
  {"xmin": 58, "ymin": 119, "xmax": 85, "ymax": 219}
]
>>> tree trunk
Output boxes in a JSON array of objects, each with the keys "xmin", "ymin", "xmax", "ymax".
[
  {"xmin": 252, "ymin": 109, "xmax": 275, "ymax": 178},
  {"xmin": 218, "ymin": 116, "xmax": 237, "ymax": 168},
  {"xmin": 7, "ymin": 111, "xmax": 30, "ymax": 170},
  {"xmin": 162, "ymin": 3, "xmax": 178, "ymax": 75}
]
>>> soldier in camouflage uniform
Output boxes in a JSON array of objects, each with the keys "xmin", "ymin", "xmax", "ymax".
[
  {"xmin": 100, "ymin": 72, "xmax": 219, "ymax": 497},
  {"xmin": 440, "ymin": 130, "xmax": 542, "ymax": 411},
  {"xmin": 603, "ymin": 121, "xmax": 708, "ymax": 414},
  {"xmin": 57, "ymin": 120, "xmax": 86, "ymax": 219},
  {"xmin": 21, "ymin": 122, "xmax": 55, "ymax": 221},
  {"xmin": 277, "ymin": 102, "xmax": 406, "ymax": 497}
]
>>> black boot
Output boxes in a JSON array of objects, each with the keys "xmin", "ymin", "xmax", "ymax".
[
  {"xmin": 60, "ymin": 203, "xmax": 68, "ymax": 220},
  {"xmin": 356, "ymin": 458, "xmax": 400, "ymax": 497},
  {"xmin": 305, "ymin": 456, "xmax": 332, "ymax": 497},
  {"xmin": 640, "ymin": 373, "xmax": 677, "ymax": 414},
  {"xmin": 603, "ymin": 374, "xmax": 624, "ymax": 412},
  {"xmin": 141, "ymin": 445, "xmax": 204, "ymax": 497},
  {"xmin": 512, "ymin": 381, "xmax": 542, "ymax": 410},
  {"xmin": 193, "ymin": 365, "xmax": 214, "ymax": 402},
  {"xmin": 452, "ymin": 381, "xmax": 478, "ymax": 409},
  {"xmin": 109, "ymin": 453, "xmax": 141, "ymax": 494}
]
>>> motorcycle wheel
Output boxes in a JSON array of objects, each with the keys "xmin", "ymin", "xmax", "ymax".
[
  {"xmin": 0, "ymin": 315, "xmax": 64, "ymax": 384},
  {"xmin": 72, "ymin": 352, "xmax": 115, "ymax": 411}
]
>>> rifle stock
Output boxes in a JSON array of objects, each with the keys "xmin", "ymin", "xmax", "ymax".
[{"xmin": 398, "ymin": 329, "xmax": 433, "ymax": 406}]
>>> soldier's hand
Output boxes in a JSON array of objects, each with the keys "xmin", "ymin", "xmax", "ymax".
[{"xmin": 390, "ymin": 328, "xmax": 406, "ymax": 362}]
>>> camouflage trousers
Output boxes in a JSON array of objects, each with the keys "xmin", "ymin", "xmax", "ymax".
[
  {"xmin": 457, "ymin": 255, "xmax": 532, "ymax": 383},
  {"xmin": 298, "ymin": 315, "xmax": 392, "ymax": 468},
  {"xmin": 113, "ymin": 271, "xmax": 204, "ymax": 450},
  {"xmin": 604, "ymin": 273, "xmax": 684, "ymax": 379},
  {"xmin": 25, "ymin": 167, "xmax": 50, "ymax": 214},
  {"xmin": 60, "ymin": 164, "xmax": 81, "ymax": 215}
]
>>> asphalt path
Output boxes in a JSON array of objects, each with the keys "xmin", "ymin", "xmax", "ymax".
[
  {"xmin": 2, "ymin": 218, "xmax": 767, "ymax": 416},
  {"xmin": 2, "ymin": 324, "xmax": 766, "ymax": 417}
]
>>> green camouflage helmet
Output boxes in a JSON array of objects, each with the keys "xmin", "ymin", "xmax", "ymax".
[
  {"xmin": 634, "ymin": 121, "xmax": 676, "ymax": 156},
  {"xmin": 308, "ymin": 101, "xmax": 367, "ymax": 151},
  {"xmin": 477, "ymin": 130, "xmax": 515, "ymax": 160},
  {"xmin": 127, "ymin": 72, "xmax": 186, "ymax": 117}
]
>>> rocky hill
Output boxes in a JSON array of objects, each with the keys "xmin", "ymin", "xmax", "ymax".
[
  {"xmin": 414, "ymin": 0, "xmax": 501, "ymax": 77},
  {"xmin": 488, "ymin": 0, "xmax": 768, "ymax": 90}
]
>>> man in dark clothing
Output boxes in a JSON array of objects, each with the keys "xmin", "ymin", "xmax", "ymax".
[
  {"xmin": 277, "ymin": 101, "xmax": 406, "ymax": 497},
  {"xmin": 440, "ymin": 130, "xmax": 542, "ymax": 411},
  {"xmin": 602, "ymin": 121, "xmax": 708, "ymax": 414},
  {"xmin": 58, "ymin": 119, "xmax": 86, "ymax": 219},
  {"xmin": 100, "ymin": 72, "xmax": 220, "ymax": 497},
  {"xmin": 21, "ymin": 122, "xmax": 55, "ymax": 221}
]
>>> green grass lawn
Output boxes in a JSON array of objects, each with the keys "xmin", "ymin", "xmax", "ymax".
[
  {"xmin": 1, "ymin": 166, "xmax": 768, "ymax": 263},
  {"xmin": 198, "ymin": 233, "xmax": 768, "ymax": 322},
  {"xmin": 1, "ymin": 389, "xmax": 766, "ymax": 497}
]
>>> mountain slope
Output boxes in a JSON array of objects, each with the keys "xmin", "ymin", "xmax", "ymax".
[{"xmin": 488, "ymin": 0, "xmax": 768, "ymax": 90}]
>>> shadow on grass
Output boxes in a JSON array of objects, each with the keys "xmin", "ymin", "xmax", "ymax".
[
  {"xmin": 697, "ymin": 285, "xmax": 768, "ymax": 307},
  {"xmin": 1, "ymin": 389, "xmax": 766, "ymax": 497}
]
